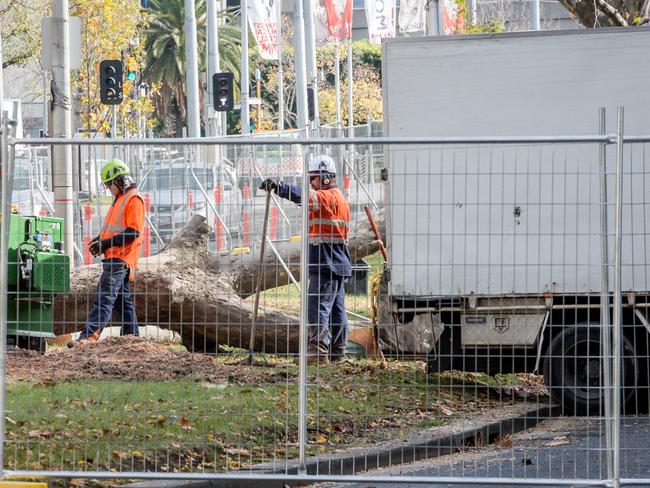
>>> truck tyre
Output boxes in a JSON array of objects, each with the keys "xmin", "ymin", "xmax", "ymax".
[{"xmin": 543, "ymin": 326, "xmax": 636, "ymax": 415}]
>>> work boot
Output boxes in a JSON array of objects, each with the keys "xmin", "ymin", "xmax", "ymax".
[
  {"xmin": 294, "ymin": 345, "xmax": 330, "ymax": 365},
  {"xmin": 67, "ymin": 329, "xmax": 101, "ymax": 348},
  {"xmin": 308, "ymin": 344, "xmax": 330, "ymax": 365},
  {"xmin": 329, "ymin": 354, "xmax": 348, "ymax": 364}
]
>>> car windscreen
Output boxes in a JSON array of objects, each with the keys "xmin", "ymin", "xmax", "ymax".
[
  {"xmin": 141, "ymin": 168, "xmax": 212, "ymax": 191},
  {"xmin": 13, "ymin": 158, "xmax": 32, "ymax": 192}
]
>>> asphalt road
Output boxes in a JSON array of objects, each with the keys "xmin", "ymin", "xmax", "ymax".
[{"xmin": 313, "ymin": 416, "xmax": 650, "ymax": 488}]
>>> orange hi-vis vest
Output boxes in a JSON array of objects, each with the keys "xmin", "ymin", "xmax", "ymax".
[
  {"xmin": 307, "ymin": 187, "xmax": 350, "ymax": 244},
  {"xmin": 100, "ymin": 187, "xmax": 145, "ymax": 272}
]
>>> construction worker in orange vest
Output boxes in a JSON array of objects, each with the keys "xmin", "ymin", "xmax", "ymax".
[
  {"xmin": 73, "ymin": 159, "xmax": 145, "ymax": 345},
  {"xmin": 260, "ymin": 154, "xmax": 351, "ymax": 365}
]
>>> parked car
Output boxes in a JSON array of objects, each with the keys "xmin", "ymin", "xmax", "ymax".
[
  {"xmin": 11, "ymin": 151, "xmax": 52, "ymax": 217},
  {"xmin": 140, "ymin": 162, "xmax": 242, "ymax": 240}
]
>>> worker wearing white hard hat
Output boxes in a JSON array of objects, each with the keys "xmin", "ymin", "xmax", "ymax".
[{"xmin": 259, "ymin": 154, "xmax": 351, "ymax": 365}]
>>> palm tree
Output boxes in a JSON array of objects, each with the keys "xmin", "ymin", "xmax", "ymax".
[{"xmin": 143, "ymin": 0, "xmax": 242, "ymax": 135}]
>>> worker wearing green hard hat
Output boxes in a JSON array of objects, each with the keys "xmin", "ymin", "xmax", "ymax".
[{"xmin": 71, "ymin": 158, "xmax": 145, "ymax": 347}]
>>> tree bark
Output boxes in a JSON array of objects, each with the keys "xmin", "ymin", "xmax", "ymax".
[
  {"xmin": 557, "ymin": 0, "xmax": 644, "ymax": 27},
  {"xmin": 54, "ymin": 212, "xmax": 384, "ymax": 353}
]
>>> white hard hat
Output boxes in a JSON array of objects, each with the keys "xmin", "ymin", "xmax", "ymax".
[{"xmin": 308, "ymin": 154, "xmax": 336, "ymax": 174}]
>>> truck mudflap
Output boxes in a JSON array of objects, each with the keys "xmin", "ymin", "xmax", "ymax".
[{"xmin": 378, "ymin": 312, "xmax": 444, "ymax": 355}]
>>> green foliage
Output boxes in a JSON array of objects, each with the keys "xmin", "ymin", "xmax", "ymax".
[
  {"xmin": 252, "ymin": 32, "xmax": 384, "ymax": 131},
  {"xmin": 464, "ymin": 19, "xmax": 505, "ymax": 33},
  {"xmin": 353, "ymin": 40, "xmax": 382, "ymax": 72},
  {"xmin": 72, "ymin": 0, "xmax": 157, "ymax": 137},
  {"xmin": 142, "ymin": 0, "xmax": 241, "ymax": 135},
  {"xmin": 0, "ymin": 0, "xmax": 49, "ymax": 69}
]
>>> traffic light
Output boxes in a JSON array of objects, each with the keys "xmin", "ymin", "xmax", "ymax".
[
  {"xmin": 213, "ymin": 72, "xmax": 234, "ymax": 111},
  {"xmin": 99, "ymin": 60, "xmax": 123, "ymax": 105}
]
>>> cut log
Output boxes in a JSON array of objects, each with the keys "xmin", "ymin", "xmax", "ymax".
[{"xmin": 54, "ymin": 212, "xmax": 384, "ymax": 353}]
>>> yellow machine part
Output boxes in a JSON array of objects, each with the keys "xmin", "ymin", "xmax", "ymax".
[{"xmin": 0, "ymin": 482, "xmax": 48, "ymax": 487}]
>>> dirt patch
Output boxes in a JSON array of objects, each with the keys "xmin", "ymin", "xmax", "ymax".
[{"xmin": 7, "ymin": 336, "xmax": 290, "ymax": 384}]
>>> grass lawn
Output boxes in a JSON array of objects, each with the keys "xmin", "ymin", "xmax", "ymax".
[
  {"xmin": 257, "ymin": 252, "xmax": 385, "ymax": 318},
  {"xmin": 3, "ymin": 359, "xmax": 527, "ymax": 477}
]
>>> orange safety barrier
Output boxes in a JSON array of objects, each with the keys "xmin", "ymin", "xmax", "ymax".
[
  {"xmin": 242, "ymin": 183, "xmax": 251, "ymax": 247},
  {"xmin": 270, "ymin": 207, "xmax": 278, "ymax": 241},
  {"xmin": 214, "ymin": 184, "xmax": 224, "ymax": 251}
]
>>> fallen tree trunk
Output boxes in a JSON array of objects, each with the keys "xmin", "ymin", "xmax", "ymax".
[{"xmin": 54, "ymin": 212, "xmax": 384, "ymax": 353}]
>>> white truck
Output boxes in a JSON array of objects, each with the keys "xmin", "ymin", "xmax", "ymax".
[{"xmin": 380, "ymin": 27, "xmax": 650, "ymax": 414}]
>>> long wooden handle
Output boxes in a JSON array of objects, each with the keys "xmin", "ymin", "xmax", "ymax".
[
  {"xmin": 248, "ymin": 190, "xmax": 273, "ymax": 362},
  {"xmin": 364, "ymin": 206, "xmax": 387, "ymax": 262}
]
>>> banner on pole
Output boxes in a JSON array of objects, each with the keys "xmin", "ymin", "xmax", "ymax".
[
  {"xmin": 398, "ymin": 0, "xmax": 426, "ymax": 33},
  {"xmin": 248, "ymin": 0, "xmax": 279, "ymax": 60},
  {"xmin": 365, "ymin": 0, "xmax": 396, "ymax": 44},
  {"xmin": 314, "ymin": 0, "xmax": 354, "ymax": 41},
  {"xmin": 442, "ymin": 0, "xmax": 464, "ymax": 34}
]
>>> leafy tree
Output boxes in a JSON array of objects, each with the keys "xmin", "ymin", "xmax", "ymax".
[
  {"xmin": 252, "ymin": 30, "xmax": 384, "ymax": 131},
  {"xmin": 142, "ymin": 0, "xmax": 241, "ymax": 135},
  {"xmin": 555, "ymin": 0, "xmax": 649, "ymax": 27},
  {"xmin": 71, "ymin": 0, "xmax": 156, "ymax": 137},
  {"xmin": 0, "ymin": 0, "xmax": 49, "ymax": 69}
]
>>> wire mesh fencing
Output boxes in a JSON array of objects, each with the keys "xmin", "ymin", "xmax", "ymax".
[{"xmin": 0, "ymin": 126, "xmax": 647, "ymax": 486}]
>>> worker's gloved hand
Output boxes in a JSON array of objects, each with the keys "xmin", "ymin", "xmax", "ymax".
[
  {"xmin": 88, "ymin": 237, "xmax": 101, "ymax": 257},
  {"xmin": 259, "ymin": 179, "xmax": 279, "ymax": 192}
]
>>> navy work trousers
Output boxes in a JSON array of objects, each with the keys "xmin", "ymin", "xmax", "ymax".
[
  {"xmin": 80, "ymin": 259, "xmax": 139, "ymax": 339},
  {"xmin": 307, "ymin": 271, "xmax": 348, "ymax": 358}
]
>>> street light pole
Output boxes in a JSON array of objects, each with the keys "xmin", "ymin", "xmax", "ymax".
[
  {"xmin": 51, "ymin": 0, "xmax": 75, "ymax": 261},
  {"xmin": 184, "ymin": 0, "xmax": 201, "ymax": 137},
  {"xmin": 207, "ymin": 0, "xmax": 223, "ymax": 136},
  {"xmin": 531, "ymin": 0, "xmax": 541, "ymax": 30},
  {"xmin": 241, "ymin": 0, "xmax": 250, "ymax": 134},
  {"xmin": 303, "ymin": 0, "xmax": 319, "ymax": 135},
  {"xmin": 277, "ymin": 1, "xmax": 284, "ymax": 132},
  {"xmin": 292, "ymin": 0, "xmax": 308, "ymax": 130},
  {"xmin": 255, "ymin": 67, "xmax": 261, "ymax": 131}
]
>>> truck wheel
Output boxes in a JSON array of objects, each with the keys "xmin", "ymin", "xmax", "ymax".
[{"xmin": 543, "ymin": 326, "xmax": 636, "ymax": 415}]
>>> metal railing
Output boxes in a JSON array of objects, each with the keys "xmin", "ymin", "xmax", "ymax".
[{"xmin": 0, "ymin": 112, "xmax": 648, "ymax": 486}]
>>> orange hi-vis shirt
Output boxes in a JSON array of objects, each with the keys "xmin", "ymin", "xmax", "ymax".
[
  {"xmin": 307, "ymin": 187, "xmax": 350, "ymax": 244},
  {"xmin": 99, "ymin": 187, "xmax": 145, "ymax": 273}
]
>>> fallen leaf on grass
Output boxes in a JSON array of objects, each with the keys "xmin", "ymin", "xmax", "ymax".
[
  {"xmin": 112, "ymin": 450, "xmax": 127, "ymax": 459},
  {"xmin": 179, "ymin": 416, "xmax": 192, "ymax": 430},
  {"xmin": 27, "ymin": 429, "xmax": 52, "ymax": 439},
  {"xmin": 439, "ymin": 406, "xmax": 454, "ymax": 416},
  {"xmin": 225, "ymin": 447, "xmax": 249, "ymax": 456},
  {"xmin": 314, "ymin": 434, "xmax": 328, "ymax": 444},
  {"xmin": 147, "ymin": 415, "xmax": 167, "ymax": 426}
]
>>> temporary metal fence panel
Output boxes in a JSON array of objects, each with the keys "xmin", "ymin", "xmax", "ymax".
[{"xmin": 0, "ymin": 128, "xmax": 645, "ymax": 487}]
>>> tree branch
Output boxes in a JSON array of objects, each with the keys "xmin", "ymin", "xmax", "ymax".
[{"xmin": 594, "ymin": 0, "xmax": 629, "ymax": 25}]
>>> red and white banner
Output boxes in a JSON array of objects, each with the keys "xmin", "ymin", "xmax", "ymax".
[
  {"xmin": 442, "ymin": 0, "xmax": 464, "ymax": 34},
  {"xmin": 314, "ymin": 0, "xmax": 354, "ymax": 41},
  {"xmin": 398, "ymin": 0, "xmax": 426, "ymax": 33},
  {"xmin": 248, "ymin": 0, "xmax": 279, "ymax": 60},
  {"xmin": 365, "ymin": 0, "xmax": 396, "ymax": 44}
]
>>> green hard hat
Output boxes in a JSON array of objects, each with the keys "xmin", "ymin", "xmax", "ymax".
[{"xmin": 100, "ymin": 159, "xmax": 130, "ymax": 184}]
